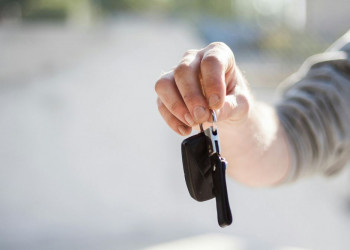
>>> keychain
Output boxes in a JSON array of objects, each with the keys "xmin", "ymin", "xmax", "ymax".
[{"xmin": 181, "ymin": 110, "xmax": 232, "ymax": 227}]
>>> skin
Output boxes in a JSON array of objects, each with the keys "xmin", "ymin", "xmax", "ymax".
[{"xmin": 155, "ymin": 42, "xmax": 291, "ymax": 187}]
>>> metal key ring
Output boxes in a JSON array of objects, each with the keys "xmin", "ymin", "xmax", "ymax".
[
  {"xmin": 210, "ymin": 109, "xmax": 217, "ymax": 133},
  {"xmin": 200, "ymin": 109, "xmax": 217, "ymax": 133}
]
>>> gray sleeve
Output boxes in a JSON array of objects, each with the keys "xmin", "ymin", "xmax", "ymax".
[{"xmin": 276, "ymin": 30, "xmax": 350, "ymax": 182}]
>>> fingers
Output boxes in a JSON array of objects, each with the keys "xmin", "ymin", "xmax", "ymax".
[
  {"xmin": 155, "ymin": 42, "xmax": 242, "ymax": 135},
  {"xmin": 157, "ymin": 98, "xmax": 192, "ymax": 136},
  {"xmin": 155, "ymin": 71, "xmax": 195, "ymax": 127},
  {"xmin": 200, "ymin": 42, "xmax": 235, "ymax": 110},
  {"xmin": 173, "ymin": 50, "xmax": 210, "ymax": 123}
]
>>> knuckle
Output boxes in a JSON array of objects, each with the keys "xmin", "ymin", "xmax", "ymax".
[
  {"xmin": 201, "ymin": 54, "xmax": 222, "ymax": 68},
  {"xmin": 182, "ymin": 94, "xmax": 202, "ymax": 108},
  {"xmin": 207, "ymin": 84, "xmax": 223, "ymax": 96},
  {"xmin": 183, "ymin": 49, "xmax": 198, "ymax": 57},
  {"xmin": 169, "ymin": 101, "xmax": 183, "ymax": 114},
  {"xmin": 182, "ymin": 94, "xmax": 193, "ymax": 104},
  {"xmin": 206, "ymin": 42, "xmax": 235, "ymax": 62},
  {"xmin": 174, "ymin": 63, "xmax": 191, "ymax": 79},
  {"xmin": 154, "ymin": 77, "xmax": 168, "ymax": 94},
  {"xmin": 203, "ymin": 76, "xmax": 222, "ymax": 94}
]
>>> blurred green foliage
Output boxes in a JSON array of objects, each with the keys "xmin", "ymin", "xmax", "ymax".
[
  {"xmin": 0, "ymin": 0, "xmax": 68, "ymax": 20},
  {"xmin": 0, "ymin": 0, "xmax": 326, "ymax": 59},
  {"xmin": 94, "ymin": 0, "xmax": 237, "ymax": 17},
  {"xmin": 0, "ymin": 0, "xmax": 237, "ymax": 20}
]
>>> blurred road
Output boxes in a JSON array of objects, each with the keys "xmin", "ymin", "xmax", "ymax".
[{"xmin": 0, "ymin": 15, "xmax": 350, "ymax": 250}]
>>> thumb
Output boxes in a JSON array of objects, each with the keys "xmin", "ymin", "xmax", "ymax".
[{"xmin": 216, "ymin": 70, "xmax": 251, "ymax": 123}]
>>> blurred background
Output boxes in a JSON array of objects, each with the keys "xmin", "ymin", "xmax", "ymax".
[{"xmin": 0, "ymin": 0, "xmax": 350, "ymax": 249}]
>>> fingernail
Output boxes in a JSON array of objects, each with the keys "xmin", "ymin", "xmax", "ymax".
[
  {"xmin": 178, "ymin": 126, "xmax": 187, "ymax": 136},
  {"xmin": 193, "ymin": 106, "xmax": 206, "ymax": 122},
  {"xmin": 209, "ymin": 94, "xmax": 220, "ymax": 107},
  {"xmin": 184, "ymin": 113, "xmax": 194, "ymax": 126}
]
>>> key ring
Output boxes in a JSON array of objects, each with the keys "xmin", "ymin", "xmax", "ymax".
[
  {"xmin": 210, "ymin": 109, "xmax": 218, "ymax": 133},
  {"xmin": 200, "ymin": 109, "xmax": 217, "ymax": 133},
  {"xmin": 199, "ymin": 109, "xmax": 221, "ymax": 155}
]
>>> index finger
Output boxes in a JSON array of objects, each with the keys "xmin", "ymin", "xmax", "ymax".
[{"xmin": 200, "ymin": 42, "xmax": 235, "ymax": 109}]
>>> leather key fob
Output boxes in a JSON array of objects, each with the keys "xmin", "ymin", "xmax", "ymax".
[
  {"xmin": 180, "ymin": 110, "xmax": 233, "ymax": 227},
  {"xmin": 181, "ymin": 132, "xmax": 214, "ymax": 201}
]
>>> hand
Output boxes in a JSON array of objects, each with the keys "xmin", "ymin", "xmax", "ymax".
[
  {"xmin": 155, "ymin": 42, "xmax": 291, "ymax": 186},
  {"xmin": 155, "ymin": 42, "xmax": 252, "ymax": 135}
]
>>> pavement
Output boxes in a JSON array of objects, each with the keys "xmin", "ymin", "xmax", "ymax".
[{"xmin": 0, "ymin": 15, "xmax": 350, "ymax": 250}]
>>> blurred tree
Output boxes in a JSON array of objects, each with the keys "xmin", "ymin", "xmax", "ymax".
[
  {"xmin": 1, "ymin": 0, "xmax": 239, "ymax": 21},
  {"xmin": 93, "ymin": 0, "xmax": 150, "ymax": 11},
  {"xmin": 0, "ymin": 0, "xmax": 26, "ymax": 20},
  {"xmin": 92, "ymin": 0, "xmax": 237, "ymax": 18},
  {"xmin": 0, "ymin": 0, "xmax": 93, "ymax": 21}
]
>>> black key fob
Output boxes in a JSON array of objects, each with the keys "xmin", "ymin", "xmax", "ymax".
[
  {"xmin": 211, "ymin": 154, "xmax": 232, "ymax": 227},
  {"xmin": 181, "ymin": 110, "xmax": 232, "ymax": 227},
  {"xmin": 181, "ymin": 132, "xmax": 214, "ymax": 201}
]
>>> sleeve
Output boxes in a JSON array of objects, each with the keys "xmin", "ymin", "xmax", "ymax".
[{"xmin": 276, "ymin": 30, "xmax": 350, "ymax": 182}]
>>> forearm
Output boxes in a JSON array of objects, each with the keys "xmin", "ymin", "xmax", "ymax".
[{"xmin": 218, "ymin": 101, "xmax": 291, "ymax": 187}]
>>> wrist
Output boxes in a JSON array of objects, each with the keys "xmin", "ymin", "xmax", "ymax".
[{"xmin": 217, "ymin": 100, "xmax": 291, "ymax": 186}]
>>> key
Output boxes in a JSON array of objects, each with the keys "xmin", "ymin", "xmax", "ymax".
[
  {"xmin": 203, "ymin": 112, "xmax": 232, "ymax": 227},
  {"xmin": 181, "ymin": 110, "xmax": 232, "ymax": 227}
]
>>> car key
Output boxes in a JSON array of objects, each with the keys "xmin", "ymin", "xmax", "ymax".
[{"xmin": 181, "ymin": 110, "xmax": 232, "ymax": 227}]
